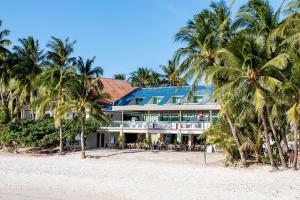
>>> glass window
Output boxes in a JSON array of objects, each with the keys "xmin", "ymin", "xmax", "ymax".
[
  {"xmin": 193, "ymin": 95, "xmax": 203, "ymax": 103},
  {"xmin": 172, "ymin": 97, "xmax": 181, "ymax": 104},
  {"xmin": 182, "ymin": 114, "xmax": 196, "ymax": 121},
  {"xmin": 153, "ymin": 97, "xmax": 162, "ymax": 104},
  {"xmin": 135, "ymin": 98, "xmax": 143, "ymax": 105}
]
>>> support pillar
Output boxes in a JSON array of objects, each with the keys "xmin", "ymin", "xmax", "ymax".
[
  {"xmin": 178, "ymin": 110, "xmax": 182, "ymax": 143},
  {"xmin": 120, "ymin": 110, "xmax": 125, "ymax": 149},
  {"xmin": 146, "ymin": 110, "xmax": 151, "ymax": 143},
  {"xmin": 188, "ymin": 134, "xmax": 193, "ymax": 146},
  {"xmin": 108, "ymin": 132, "xmax": 111, "ymax": 147}
]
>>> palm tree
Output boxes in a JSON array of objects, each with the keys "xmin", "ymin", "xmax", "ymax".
[
  {"xmin": 234, "ymin": 0, "xmax": 284, "ymax": 38},
  {"xmin": 240, "ymin": 123, "xmax": 263, "ymax": 162},
  {"xmin": 0, "ymin": 20, "xmax": 11, "ymax": 105},
  {"xmin": 173, "ymin": 0, "xmax": 233, "ymax": 91},
  {"xmin": 113, "ymin": 73, "xmax": 126, "ymax": 80},
  {"xmin": 282, "ymin": 51, "xmax": 300, "ymax": 170},
  {"xmin": 76, "ymin": 56, "xmax": 103, "ymax": 79},
  {"xmin": 12, "ymin": 37, "xmax": 44, "ymax": 118},
  {"xmin": 0, "ymin": 20, "xmax": 10, "ymax": 55},
  {"xmin": 207, "ymin": 36, "xmax": 290, "ymax": 170},
  {"xmin": 210, "ymin": 87, "xmax": 248, "ymax": 166},
  {"xmin": 129, "ymin": 67, "xmax": 151, "ymax": 87},
  {"xmin": 32, "ymin": 37, "xmax": 76, "ymax": 154},
  {"xmin": 160, "ymin": 60, "xmax": 186, "ymax": 86},
  {"xmin": 56, "ymin": 77, "xmax": 110, "ymax": 159},
  {"xmin": 204, "ymin": 117, "xmax": 239, "ymax": 162},
  {"xmin": 284, "ymin": 0, "xmax": 300, "ymax": 15},
  {"xmin": 149, "ymin": 71, "xmax": 162, "ymax": 87}
]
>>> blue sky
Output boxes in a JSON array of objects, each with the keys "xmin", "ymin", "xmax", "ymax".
[{"xmin": 1, "ymin": 0, "xmax": 282, "ymax": 78}]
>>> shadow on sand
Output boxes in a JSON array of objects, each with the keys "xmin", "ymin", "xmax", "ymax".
[{"xmin": 86, "ymin": 150, "xmax": 146, "ymax": 159}]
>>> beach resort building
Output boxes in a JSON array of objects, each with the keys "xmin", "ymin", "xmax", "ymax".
[{"xmin": 87, "ymin": 80, "xmax": 220, "ymax": 149}]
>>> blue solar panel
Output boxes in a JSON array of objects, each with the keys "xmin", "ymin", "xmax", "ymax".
[{"xmin": 112, "ymin": 85, "xmax": 214, "ymax": 107}]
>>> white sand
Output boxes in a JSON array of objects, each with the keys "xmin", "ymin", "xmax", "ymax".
[{"xmin": 0, "ymin": 149, "xmax": 299, "ymax": 200}]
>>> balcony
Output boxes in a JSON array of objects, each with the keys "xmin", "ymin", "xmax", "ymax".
[{"xmin": 102, "ymin": 121, "xmax": 211, "ymax": 131}]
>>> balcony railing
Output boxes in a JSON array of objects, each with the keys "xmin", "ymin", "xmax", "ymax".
[{"xmin": 103, "ymin": 121, "xmax": 211, "ymax": 130}]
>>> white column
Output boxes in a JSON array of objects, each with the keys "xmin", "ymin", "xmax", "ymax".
[
  {"xmin": 120, "ymin": 110, "xmax": 124, "ymax": 148},
  {"xmin": 146, "ymin": 110, "xmax": 151, "ymax": 142},
  {"xmin": 178, "ymin": 110, "xmax": 182, "ymax": 143},
  {"xmin": 188, "ymin": 134, "xmax": 193, "ymax": 146},
  {"xmin": 121, "ymin": 110, "xmax": 124, "ymax": 135}
]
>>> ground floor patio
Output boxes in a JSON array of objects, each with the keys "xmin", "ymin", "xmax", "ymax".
[{"xmin": 87, "ymin": 132, "xmax": 207, "ymax": 151}]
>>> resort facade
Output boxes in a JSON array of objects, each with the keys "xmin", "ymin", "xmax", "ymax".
[{"xmin": 87, "ymin": 80, "xmax": 220, "ymax": 149}]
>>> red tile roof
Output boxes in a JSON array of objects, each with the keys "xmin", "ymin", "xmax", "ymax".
[{"xmin": 100, "ymin": 78, "xmax": 134, "ymax": 103}]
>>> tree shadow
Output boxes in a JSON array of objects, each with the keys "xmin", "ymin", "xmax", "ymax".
[{"xmin": 87, "ymin": 150, "xmax": 144, "ymax": 159}]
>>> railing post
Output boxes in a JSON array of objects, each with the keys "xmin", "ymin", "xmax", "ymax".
[
  {"xmin": 120, "ymin": 110, "xmax": 124, "ymax": 149},
  {"xmin": 178, "ymin": 110, "xmax": 182, "ymax": 143},
  {"xmin": 146, "ymin": 110, "xmax": 150, "ymax": 143}
]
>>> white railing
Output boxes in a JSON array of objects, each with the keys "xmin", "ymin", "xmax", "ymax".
[{"xmin": 105, "ymin": 121, "xmax": 211, "ymax": 130}]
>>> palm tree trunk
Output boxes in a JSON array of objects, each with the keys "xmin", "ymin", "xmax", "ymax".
[
  {"xmin": 59, "ymin": 125, "xmax": 63, "ymax": 155},
  {"xmin": 266, "ymin": 108, "xmax": 287, "ymax": 168},
  {"xmin": 260, "ymin": 108, "xmax": 278, "ymax": 170},
  {"xmin": 81, "ymin": 118, "xmax": 86, "ymax": 159},
  {"xmin": 254, "ymin": 149, "xmax": 260, "ymax": 163},
  {"xmin": 0, "ymin": 82, "xmax": 4, "ymax": 105},
  {"xmin": 280, "ymin": 127, "xmax": 289, "ymax": 154},
  {"xmin": 9, "ymin": 91, "xmax": 13, "ymax": 118},
  {"xmin": 225, "ymin": 114, "xmax": 247, "ymax": 166},
  {"xmin": 292, "ymin": 124, "xmax": 298, "ymax": 170}
]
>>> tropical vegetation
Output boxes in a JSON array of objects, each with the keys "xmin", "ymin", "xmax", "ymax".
[
  {"xmin": 0, "ymin": 23, "xmax": 110, "ymax": 158},
  {"xmin": 173, "ymin": 0, "xmax": 300, "ymax": 170},
  {"xmin": 0, "ymin": 0, "xmax": 299, "ymax": 168}
]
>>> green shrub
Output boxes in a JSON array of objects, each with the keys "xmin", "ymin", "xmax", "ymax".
[
  {"xmin": 0, "ymin": 105, "xmax": 10, "ymax": 124},
  {"xmin": 0, "ymin": 117, "xmax": 101, "ymax": 149}
]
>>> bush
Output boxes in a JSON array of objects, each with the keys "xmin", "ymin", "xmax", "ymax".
[
  {"xmin": 0, "ymin": 117, "xmax": 59, "ymax": 148},
  {"xmin": 0, "ymin": 117, "xmax": 101, "ymax": 149},
  {"xmin": 0, "ymin": 105, "xmax": 10, "ymax": 124}
]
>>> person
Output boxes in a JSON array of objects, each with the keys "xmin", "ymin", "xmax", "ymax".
[{"xmin": 288, "ymin": 149, "xmax": 295, "ymax": 168}]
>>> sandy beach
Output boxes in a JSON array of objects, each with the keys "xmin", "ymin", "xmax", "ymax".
[{"xmin": 0, "ymin": 149, "xmax": 299, "ymax": 200}]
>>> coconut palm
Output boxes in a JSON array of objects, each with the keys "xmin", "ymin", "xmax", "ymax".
[
  {"xmin": 204, "ymin": 117, "xmax": 238, "ymax": 162},
  {"xmin": 240, "ymin": 123, "xmax": 263, "ymax": 162},
  {"xmin": 32, "ymin": 37, "xmax": 76, "ymax": 154},
  {"xmin": 149, "ymin": 71, "xmax": 162, "ymax": 87},
  {"xmin": 113, "ymin": 73, "xmax": 126, "ymax": 80},
  {"xmin": 12, "ymin": 37, "xmax": 44, "ymax": 118},
  {"xmin": 76, "ymin": 56, "xmax": 103, "ymax": 79},
  {"xmin": 129, "ymin": 67, "xmax": 151, "ymax": 87},
  {"xmin": 173, "ymin": 0, "xmax": 233, "ymax": 92},
  {"xmin": 282, "ymin": 51, "xmax": 300, "ymax": 170},
  {"xmin": 160, "ymin": 60, "xmax": 186, "ymax": 86},
  {"xmin": 46, "ymin": 37, "xmax": 76, "ymax": 68},
  {"xmin": 207, "ymin": 35, "xmax": 290, "ymax": 170},
  {"xmin": 0, "ymin": 20, "xmax": 11, "ymax": 105},
  {"xmin": 210, "ymin": 86, "xmax": 249, "ymax": 166},
  {"xmin": 284, "ymin": 0, "xmax": 300, "ymax": 15},
  {"xmin": 56, "ymin": 77, "xmax": 110, "ymax": 159},
  {"xmin": 0, "ymin": 53, "xmax": 12, "ymax": 106},
  {"xmin": 234, "ymin": 0, "xmax": 284, "ymax": 38},
  {"xmin": 0, "ymin": 20, "xmax": 10, "ymax": 56}
]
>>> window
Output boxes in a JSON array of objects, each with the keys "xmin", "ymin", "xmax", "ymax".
[
  {"xmin": 192, "ymin": 95, "xmax": 203, "ymax": 104},
  {"xmin": 152, "ymin": 97, "xmax": 162, "ymax": 104},
  {"xmin": 135, "ymin": 98, "xmax": 143, "ymax": 105},
  {"xmin": 162, "ymin": 114, "xmax": 179, "ymax": 121},
  {"xmin": 182, "ymin": 114, "xmax": 196, "ymax": 122},
  {"xmin": 172, "ymin": 96, "xmax": 181, "ymax": 104}
]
